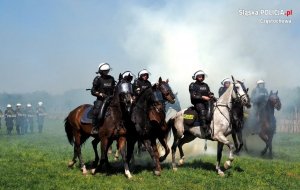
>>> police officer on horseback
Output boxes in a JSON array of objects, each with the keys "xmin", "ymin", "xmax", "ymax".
[
  {"xmin": 251, "ymin": 80, "xmax": 268, "ymax": 122},
  {"xmin": 133, "ymin": 69, "xmax": 152, "ymax": 96},
  {"xmin": 189, "ymin": 70, "xmax": 215, "ymax": 136},
  {"xmin": 218, "ymin": 78, "xmax": 231, "ymax": 97},
  {"xmin": 91, "ymin": 62, "xmax": 116, "ymax": 135},
  {"xmin": 121, "ymin": 71, "xmax": 134, "ymax": 83}
]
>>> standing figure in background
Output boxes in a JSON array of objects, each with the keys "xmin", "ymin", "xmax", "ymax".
[
  {"xmin": 4, "ymin": 104, "xmax": 15, "ymax": 135},
  {"xmin": 90, "ymin": 62, "xmax": 115, "ymax": 135},
  {"xmin": 36, "ymin": 101, "xmax": 46, "ymax": 133},
  {"xmin": 26, "ymin": 104, "xmax": 35, "ymax": 133},
  {"xmin": 0, "ymin": 108, "xmax": 3, "ymax": 130},
  {"xmin": 15, "ymin": 103, "xmax": 25, "ymax": 135}
]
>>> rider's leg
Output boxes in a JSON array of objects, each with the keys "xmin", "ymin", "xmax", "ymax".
[{"xmin": 91, "ymin": 100, "xmax": 102, "ymax": 135}]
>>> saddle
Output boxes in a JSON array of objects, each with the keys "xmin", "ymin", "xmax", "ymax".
[
  {"xmin": 183, "ymin": 107, "xmax": 199, "ymax": 126},
  {"xmin": 80, "ymin": 97, "xmax": 112, "ymax": 124}
]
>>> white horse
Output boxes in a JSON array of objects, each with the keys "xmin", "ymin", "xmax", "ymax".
[{"xmin": 169, "ymin": 77, "xmax": 250, "ymax": 176}]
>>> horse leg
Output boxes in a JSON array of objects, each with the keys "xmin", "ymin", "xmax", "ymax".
[
  {"xmin": 268, "ymin": 133, "xmax": 274, "ymax": 159},
  {"xmin": 215, "ymin": 134, "xmax": 235, "ymax": 171},
  {"xmin": 144, "ymin": 139, "xmax": 161, "ymax": 176},
  {"xmin": 93, "ymin": 138, "xmax": 111, "ymax": 174},
  {"xmin": 158, "ymin": 136, "xmax": 169, "ymax": 162},
  {"xmin": 117, "ymin": 137, "xmax": 133, "ymax": 179},
  {"xmin": 259, "ymin": 131, "xmax": 269, "ymax": 156},
  {"xmin": 74, "ymin": 136, "xmax": 87, "ymax": 175},
  {"xmin": 178, "ymin": 134, "xmax": 195, "ymax": 166},
  {"xmin": 216, "ymin": 141, "xmax": 225, "ymax": 176},
  {"xmin": 232, "ymin": 130, "xmax": 239, "ymax": 154},
  {"xmin": 126, "ymin": 138, "xmax": 137, "ymax": 170},
  {"xmin": 68, "ymin": 145, "xmax": 77, "ymax": 168},
  {"xmin": 236, "ymin": 129, "xmax": 244, "ymax": 153},
  {"xmin": 91, "ymin": 138, "xmax": 100, "ymax": 168},
  {"xmin": 171, "ymin": 135, "xmax": 180, "ymax": 171}
]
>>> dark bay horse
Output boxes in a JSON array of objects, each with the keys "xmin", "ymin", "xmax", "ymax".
[
  {"xmin": 244, "ymin": 91, "xmax": 281, "ymax": 158},
  {"xmin": 126, "ymin": 77, "xmax": 175, "ymax": 176},
  {"xmin": 64, "ymin": 78, "xmax": 133, "ymax": 175},
  {"xmin": 169, "ymin": 78, "xmax": 250, "ymax": 176}
]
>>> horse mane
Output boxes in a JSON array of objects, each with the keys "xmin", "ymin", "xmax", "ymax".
[
  {"xmin": 217, "ymin": 83, "xmax": 234, "ymax": 104},
  {"xmin": 135, "ymin": 87, "xmax": 154, "ymax": 108}
]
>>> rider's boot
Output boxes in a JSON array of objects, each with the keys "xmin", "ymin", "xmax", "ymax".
[{"xmin": 91, "ymin": 118, "xmax": 99, "ymax": 135}]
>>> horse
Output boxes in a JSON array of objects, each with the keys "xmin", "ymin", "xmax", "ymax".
[
  {"xmin": 169, "ymin": 77, "xmax": 250, "ymax": 176},
  {"xmin": 64, "ymin": 75, "xmax": 134, "ymax": 175},
  {"xmin": 244, "ymin": 90, "xmax": 281, "ymax": 158},
  {"xmin": 126, "ymin": 77, "xmax": 176, "ymax": 176}
]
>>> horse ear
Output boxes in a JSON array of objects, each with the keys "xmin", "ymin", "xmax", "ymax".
[
  {"xmin": 246, "ymin": 88, "xmax": 249, "ymax": 92},
  {"xmin": 276, "ymin": 90, "xmax": 278, "ymax": 95},
  {"xmin": 270, "ymin": 90, "xmax": 273, "ymax": 94},
  {"xmin": 166, "ymin": 78, "xmax": 169, "ymax": 83},
  {"xmin": 231, "ymin": 75, "xmax": 236, "ymax": 83},
  {"xmin": 119, "ymin": 73, "xmax": 122, "ymax": 80},
  {"xmin": 159, "ymin": 77, "xmax": 162, "ymax": 83}
]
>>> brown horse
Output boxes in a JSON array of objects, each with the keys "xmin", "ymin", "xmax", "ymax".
[
  {"xmin": 258, "ymin": 90, "xmax": 281, "ymax": 158},
  {"xmin": 64, "ymin": 78, "xmax": 134, "ymax": 175},
  {"xmin": 126, "ymin": 77, "xmax": 175, "ymax": 176}
]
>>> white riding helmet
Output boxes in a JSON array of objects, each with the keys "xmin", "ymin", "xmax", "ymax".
[
  {"xmin": 257, "ymin": 79, "xmax": 265, "ymax": 84},
  {"xmin": 221, "ymin": 78, "xmax": 231, "ymax": 85},
  {"xmin": 138, "ymin": 69, "xmax": 150, "ymax": 78},
  {"xmin": 98, "ymin": 62, "xmax": 111, "ymax": 71},
  {"xmin": 192, "ymin": 70, "xmax": 207, "ymax": 80},
  {"xmin": 122, "ymin": 71, "xmax": 135, "ymax": 79},
  {"xmin": 16, "ymin": 103, "xmax": 21, "ymax": 107},
  {"xmin": 27, "ymin": 104, "xmax": 32, "ymax": 107},
  {"xmin": 7, "ymin": 104, "xmax": 12, "ymax": 108},
  {"xmin": 38, "ymin": 102, "xmax": 43, "ymax": 106}
]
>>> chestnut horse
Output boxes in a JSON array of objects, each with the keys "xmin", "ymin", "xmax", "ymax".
[
  {"xmin": 64, "ymin": 78, "xmax": 133, "ymax": 175},
  {"xmin": 126, "ymin": 77, "xmax": 176, "ymax": 176}
]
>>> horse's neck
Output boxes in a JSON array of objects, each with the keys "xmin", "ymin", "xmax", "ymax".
[
  {"xmin": 136, "ymin": 88, "xmax": 153, "ymax": 108},
  {"xmin": 217, "ymin": 84, "xmax": 233, "ymax": 107},
  {"xmin": 265, "ymin": 100, "xmax": 275, "ymax": 116}
]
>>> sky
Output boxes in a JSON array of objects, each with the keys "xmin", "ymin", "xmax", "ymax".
[{"xmin": 0, "ymin": 0, "xmax": 299, "ymax": 107}]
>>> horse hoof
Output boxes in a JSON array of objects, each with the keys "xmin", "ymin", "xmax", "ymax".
[
  {"xmin": 68, "ymin": 161, "xmax": 75, "ymax": 167},
  {"xmin": 224, "ymin": 161, "xmax": 231, "ymax": 170},
  {"xmin": 218, "ymin": 171, "xmax": 225, "ymax": 177},
  {"xmin": 178, "ymin": 159, "xmax": 184, "ymax": 165},
  {"xmin": 154, "ymin": 170, "xmax": 161, "ymax": 176},
  {"xmin": 91, "ymin": 169, "xmax": 96, "ymax": 175}
]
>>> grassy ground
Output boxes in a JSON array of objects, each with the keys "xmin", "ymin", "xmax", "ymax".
[{"xmin": 0, "ymin": 119, "xmax": 299, "ymax": 190}]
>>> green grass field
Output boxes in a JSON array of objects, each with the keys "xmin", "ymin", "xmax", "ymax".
[{"xmin": 0, "ymin": 119, "xmax": 299, "ymax": 190}]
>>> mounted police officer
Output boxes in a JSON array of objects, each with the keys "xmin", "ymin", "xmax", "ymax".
[
  {"xmin": 218, "ymin": 78, "xmax": 231, "ymax": 97},
  {"xmin": 0, "ymin": 108, "xmax": 3, "ymax": 130},
  {"xmin": 91, "ymin": 62, "xmax": 116, "ymax": 135},
  {"xmin": 133, "ymin": 69, "xmax": 152, "ymax": 97},
  {"xmin": 189, "ymin": 70, "xmax": 215, "ymax": 135},
  {"xmin": 121, "ymin": 71, "xmax": 134, "ymax": 84},
  {"xmin": 15, "ymin": 103, "xmax": 25, "ymax": 135},
  {"xmin": 251, "ymin": 80, "xmax": 268, "ymax": 130}
]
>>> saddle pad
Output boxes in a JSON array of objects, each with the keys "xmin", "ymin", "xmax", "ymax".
[
  {"xmin": 183, "ymin": 107, "xmax": 198, "ymax": 126},
  {"xmin": 80, "ymin": 105, "xmax": 93, "ymax": 124}
]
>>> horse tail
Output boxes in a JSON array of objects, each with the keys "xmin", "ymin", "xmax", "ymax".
[
  {"xmin": 64, "ymin": 117, "xmax": 74, "ymax": 146},
  {"xmin": 167, "ymin": 118, "xmax": 175, "ymax": 137}
]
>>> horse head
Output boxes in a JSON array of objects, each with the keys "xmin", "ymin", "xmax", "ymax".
[
  {"xmin": 116, "ymin": 74, "xmax": 134, "ymax": 112},
  {"xmin": 231, "ymin": 76, "xmax": 251, "ymax": 108},
  {"xmin": 269, "ymin": 90, "xmax": 281, "ymax": 111},
  {"xmin": 154, "ymin": 77, "xmax": 176, "ymax": 104}
]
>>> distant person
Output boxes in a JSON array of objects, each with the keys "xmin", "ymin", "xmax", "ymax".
[
  {"xmin": 133, "ymin": 69, "xmax": 152, "ymax": 97},
  {"xmin": 4, "ymin": 104, "xmax": 15, "ymax": 135},
  {"xmin": 0, "ymin": 108, "xmax": 3, "ymax": 130},
  {"xmin": 121, "ymin": 71, "xmax": 134, "ymax": 83},
  {"xmin": 15, "ymin": 103, "xmax": 25, "ymax": 135},
  {"xmin": 90, "ymin": 62, "xmax": 116, "ymax": 135},
  {"xmin": 218, "ymin": 78, "xmax": 231, "ymax": 97},
  {"xmin": 26, "ymin": 104, "xmax": 35, "ymax": 133},
  {"xmin": 36, "ymin": 101, "xmax": 46, "ymax": 133}
]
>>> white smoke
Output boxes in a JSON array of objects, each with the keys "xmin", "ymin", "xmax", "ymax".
[{"xmin": 122, "ymin": 0, "xmax": 299, "ymax": 107}]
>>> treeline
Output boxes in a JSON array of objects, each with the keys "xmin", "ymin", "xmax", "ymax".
[{"xmin": 0, "ymin": 89, "xmax": 93, "ymax": 113}]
